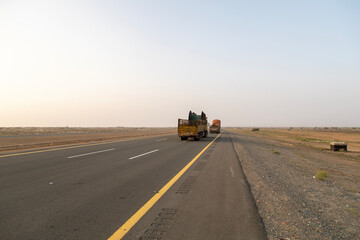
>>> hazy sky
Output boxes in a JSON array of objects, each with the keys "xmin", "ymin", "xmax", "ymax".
[{"xmin": 1, "ymin": 1, "xmax": 359, "ymax": 127}]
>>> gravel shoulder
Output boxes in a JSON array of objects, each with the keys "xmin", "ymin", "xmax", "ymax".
[{"xmin": 229, "ymin": 130, "xmax": 360, "ymax": 240}]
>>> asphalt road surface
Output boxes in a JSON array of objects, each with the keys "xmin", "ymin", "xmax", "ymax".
[{"xmin": 0, "ymin": 132, "xmax": 267, "ymax": 240}]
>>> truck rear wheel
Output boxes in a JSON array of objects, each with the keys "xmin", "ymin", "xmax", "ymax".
[{"xmin": 180, "ymin": 136, "xmax": 188, "ymax": 140}]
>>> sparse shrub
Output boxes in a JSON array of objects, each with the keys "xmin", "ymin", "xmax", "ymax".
[
  {"xmin": 345, "ymin": 186, "xmax": 359, "ymax": 193},
  {"xmin": 315, "ymin": 170, "xmax": 327, "ymax": 180},
  {"xmin": 271, "ymin": 149, "xmax": 280, "ymax": 154},
  {"xmin": 344, "ymin": 207, "xmax": 360, "ymax": 217},
  {"xmin": 252, "ymin": 128, "xmax": 260, "ymax": 131}
]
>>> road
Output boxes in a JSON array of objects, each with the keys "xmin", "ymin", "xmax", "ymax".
[{"xmin": 0, "ymin": 132, "xmax": 267, "ymax": 240}]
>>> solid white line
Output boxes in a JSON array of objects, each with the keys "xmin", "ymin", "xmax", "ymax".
[
  {"xmin": 155, "ymin": 139, "xmax": 167, "ymax": 142},
  {"xmin": 67, "ymin": 148, "xmax": 115, "ymax": 158},
  {"xmin": 129, "ymin": 149, "xmax": 159, "ymax": 160}
]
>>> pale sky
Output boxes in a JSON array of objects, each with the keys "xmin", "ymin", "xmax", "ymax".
[{"xmin": 1, "ymin": 1, "xmax": 359, "ymax": 127}]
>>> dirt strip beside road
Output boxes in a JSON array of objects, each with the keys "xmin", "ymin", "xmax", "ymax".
[{"xmin": 229, "ymin": 131, "xmax": 360, "ymax": 240}]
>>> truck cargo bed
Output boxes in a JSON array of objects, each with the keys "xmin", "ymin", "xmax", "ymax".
[{"xmin": 178, "ymin": 119, "xmax": 208, "ymax": 140}]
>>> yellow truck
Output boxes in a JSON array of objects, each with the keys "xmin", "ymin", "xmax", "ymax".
[{"xmin": 178, "ymin": 111, "xmax": 208, "ymax": 141}]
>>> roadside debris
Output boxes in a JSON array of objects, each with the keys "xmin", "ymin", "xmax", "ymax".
[{"xmin": 330, "ymin": 142, "xmax": 347, "ymax": 151}]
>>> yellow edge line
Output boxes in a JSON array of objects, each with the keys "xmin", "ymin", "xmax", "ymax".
[
  {"xmin": 0, "ymin": 134, "xmax": 175, "ymax": 158},
  {"xmin": 108, "ymin": 132, "xmax": 223, "ymax": 240}
]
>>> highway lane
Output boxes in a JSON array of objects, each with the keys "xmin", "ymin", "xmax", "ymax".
[
  {"xmin": 0, "ymin": 132, "xmax": 267, "ymax": 240},
  {"xmin": 0, "ymin": 134, "xmax": 215, "ymax": 240}
]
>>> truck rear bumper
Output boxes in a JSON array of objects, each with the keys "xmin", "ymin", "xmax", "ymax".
[{"xmin": 178, "ymin": 132, "xmax": 198, "ymax": 137}]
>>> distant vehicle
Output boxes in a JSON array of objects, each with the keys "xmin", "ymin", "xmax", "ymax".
[
  {"xmin": 209, "ymin": 119, "xmax": 221, "ymax": 134},
  {"xmin": 178, "ymin": 111, "xmax": 208, "ymax": 141}
]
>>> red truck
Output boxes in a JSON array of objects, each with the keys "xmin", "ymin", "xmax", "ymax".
[{"xmin": 209, "ymin": 119, "xmax": 221, "ymax": 134}]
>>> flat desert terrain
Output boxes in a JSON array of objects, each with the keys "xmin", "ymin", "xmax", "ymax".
[
  {"xmin": 228, "ymin": 128, "xmax": 360, "ymax": 240},
  {"xmin": 0, "ymin": 127, "xmax": 176, "ymax": 152}
]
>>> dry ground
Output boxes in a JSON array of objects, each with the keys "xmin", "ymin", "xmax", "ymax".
[
  {"xmin": 244, "ymin": 127, "xmax": 360, "ymax": 154},
  {"xmin": 228, "ymin": 128, "xmax": 360, "ymax": 240},
  {"xmin": 0, "ymin": 127, "xmax": 176, "ymax": 152}
]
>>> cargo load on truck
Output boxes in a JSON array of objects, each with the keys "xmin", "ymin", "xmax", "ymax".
[
  {"xmin": 209, "ymin": 119, "xmax": 221, "ymax": 134},
  {"xmin": 178, "ymin": 111, "xmax": 208, "ymax": 141}
]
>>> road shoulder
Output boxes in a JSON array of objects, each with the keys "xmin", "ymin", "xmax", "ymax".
[
  {"xmin": 123, "ymin": 133, "xmax": 267, "ymax": 240},
  {"xmin": 229, "ymin": 131, "xmax": 360, "ymax": 240}
]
